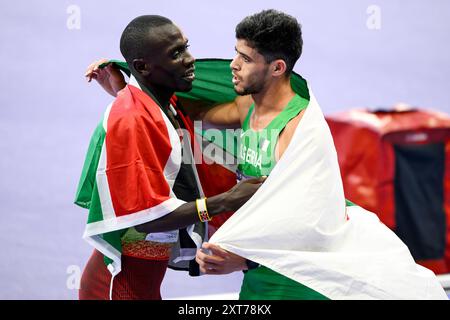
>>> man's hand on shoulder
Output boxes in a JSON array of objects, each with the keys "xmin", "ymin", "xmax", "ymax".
[
  {"xmin": 223, "ymin": 177, "xmax": 266, "ymax": 212},
  {"xmin": 85, "ymin": 58, "xmax": 127, "ymax": 97}
]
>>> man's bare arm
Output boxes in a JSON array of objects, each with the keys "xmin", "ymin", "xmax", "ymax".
[
  {"xmin": 197, "ymin": 95, "xmax": 253, "ymax": 126},
  {"xmin": 135, "ymin": 177, "xmax": 265, "ymax": 234}
]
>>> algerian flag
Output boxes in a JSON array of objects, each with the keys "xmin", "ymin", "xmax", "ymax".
[{"xmin": 209, "ymin": 87, "xmax": 448, "ymax": 300}]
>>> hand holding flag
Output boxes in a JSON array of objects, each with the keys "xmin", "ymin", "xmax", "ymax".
[{"xmin": 196, "ymin": 242, "xmax": 247, "ymax": 275}]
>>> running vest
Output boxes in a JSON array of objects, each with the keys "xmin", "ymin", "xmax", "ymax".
[
  {"xmin": 237, "ymin": 94, "xmax": 308, "ymax": 179},
  {"xmin": 237, "ymin": 94, "xmax": 329, "ymax": 300}
]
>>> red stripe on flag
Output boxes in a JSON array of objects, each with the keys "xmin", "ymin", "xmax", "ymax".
[
  {"xmin": 173, "ymin": 98, "xmax": 236, "ymax": 230},
  {"xmin": 105, "ymin": 85, "xmax": 174, "ymax": 217}
]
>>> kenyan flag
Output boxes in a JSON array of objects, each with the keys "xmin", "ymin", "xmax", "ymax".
[{"xmin": 75, "ymin": 82, "xmax": 189, "ymax": 276}]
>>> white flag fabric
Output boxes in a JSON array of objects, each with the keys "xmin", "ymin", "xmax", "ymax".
[{"xmin": 209, "ymin": 90, "xmax": 448, "ymax": 300}]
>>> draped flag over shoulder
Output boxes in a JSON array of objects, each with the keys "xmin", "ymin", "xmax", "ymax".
[
  {"xmin": 75, "ymin": 76, "xmax": 202, "ymax": 277},
  {"xmin": 209, "ymin": 86, "xmax": 448, "ymax": 300},
  {"xmin": 75, "ymin": 59, "xmax": 446, "ymax": 299},
  {"xmin": 74, "ymin": 59, "xmax": 248, "ymax": 276}
]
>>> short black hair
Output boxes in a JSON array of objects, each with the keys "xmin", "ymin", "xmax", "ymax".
[
  {"xmin": 235, "ymin": 9, "xmax": 303, "ymax": 74},
  {"xmin": 120, "ymin": 15, "xmax": 173, "ymax": 64}
]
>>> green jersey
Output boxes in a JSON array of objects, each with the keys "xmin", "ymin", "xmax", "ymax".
[
  {"xmin": 237, "ymin": 94, "xmax": 329, "ymax": 300},
  {"xmin": 237, "ymin": 94, "xmax": 308, "ymax": 179}
]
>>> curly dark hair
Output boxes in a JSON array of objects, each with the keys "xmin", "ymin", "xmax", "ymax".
[{"xmin": 235, "ymin": 9, "xmax": 303, "ymax": 74}]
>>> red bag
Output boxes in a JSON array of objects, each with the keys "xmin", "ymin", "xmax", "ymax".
[{"xmin": 327, "ymin": 104, "xmax": 450, "ymax": 274}]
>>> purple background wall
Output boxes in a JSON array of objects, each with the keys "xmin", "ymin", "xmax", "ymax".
[{"xmin": 0, "ymin": 0, "xmax": 449, "ymax": 299}]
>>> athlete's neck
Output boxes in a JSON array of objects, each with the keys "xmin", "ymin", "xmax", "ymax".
[
  {"xmin": 135, "ymin": 76, "xmax": 172, "ymax": 110},
  {"xmin": 251, "ymin": 77, "xmax": 295, "ymax": 117}
]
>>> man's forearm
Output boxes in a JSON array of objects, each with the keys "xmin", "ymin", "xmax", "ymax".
[
  {"xmin": 135, "ymin": 177, "xmax": 264, "ymax": 234},
  {"xmin": 134, "ymin": 193, "xmax": 229, "ymax": 234}
]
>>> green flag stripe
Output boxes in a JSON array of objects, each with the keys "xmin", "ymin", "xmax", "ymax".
[{"xmin": 74, "ymin": 121, "xmax": 106, "ymax": 209}]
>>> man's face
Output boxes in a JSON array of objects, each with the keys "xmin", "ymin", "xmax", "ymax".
[
  {"xmin": 144, "ymin": 24, "xmax": 195, "ymax": 92},
  {"xmin": 230, "ymin": 39, "xmax": 271, "ymax": 96}
]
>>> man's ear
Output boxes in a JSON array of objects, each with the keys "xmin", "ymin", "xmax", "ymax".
[
  {"xmin": 132, "ymin": 59, "xmax": 151, "ymax": 76},
  {"xmin": 271, "ymin": 60, "xmax": 287, "ymax": 77}
]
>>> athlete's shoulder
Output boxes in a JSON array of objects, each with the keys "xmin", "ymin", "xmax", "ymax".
[
  {"xmin": 276, "ymin": 109, "xmax": 306, "ymax": 160},
  {"xmin": 107, "ymin": 96, "xmax": 160, "ymax": 135}
]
